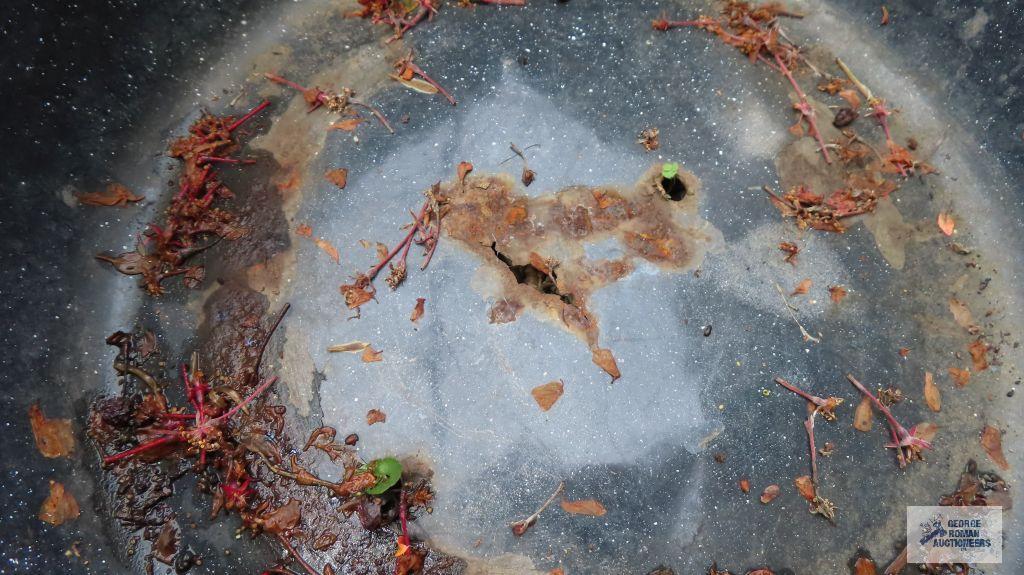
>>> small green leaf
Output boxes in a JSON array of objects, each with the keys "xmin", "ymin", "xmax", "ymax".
[
  {"xmin": 661, "ymin": 162, "xmax": 679, "ymax": 180},
  {"xmin": 365, "ymin": 457, "xmax": 402, "ymax": 495}
]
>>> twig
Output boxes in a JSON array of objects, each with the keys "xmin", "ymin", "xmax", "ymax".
[
  {"xmin": 276, "ymin": 534, "xmax": 322, "ymax": 575},
  {"xmin": 252, "ymin": 303, "xmax": 292, "ymax": 385},
  {"xmin": 805, "ymin": 412, "xmax": 819, "ymax": 484},
  {"xmin": 774, "ymin": 283, "xmax": 821, "ymax": 343},
  {"xmin": 509, "ymin": 481, "xmax": 564, "ymax": 535},
  {"xmin": 775, "ymin": 52, "xmax": 831, "ymax": 163}
]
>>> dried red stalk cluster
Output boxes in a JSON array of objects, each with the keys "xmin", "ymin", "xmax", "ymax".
[
  {"xmin": 847, "ymin": 374, "xmax": 932, "ymax": 468},
  {"xmin": 264, "ymin": 73, "xmax": 395, "ymax": 133},
  {"xmin": 96, "ymin": 101, "xmax": 270, "ymax": 294},
  {"xmin": 350, "ymin": 0, "xmax": 525, "ymax": 43}
]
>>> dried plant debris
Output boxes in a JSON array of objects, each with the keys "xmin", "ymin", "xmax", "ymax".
[
  {"xmin": 531, "ymin": 380, "xmax": 564, "ymax": 411},
  {"xmin": 29, "ymin": 403, "xmax": 75, "ymax": 458},
  {"xmin": 510, "ymin": 481, "xmax": 564, "ymax": 537},
  {"xmin": 560, "ymin": 498, "xmax": 607, "ymax": 516},
  {"xmin": 76, "ymin": 183, "xmax": 143, "ymax": 207},
  {"xmin": 980, "ymin": 426, "xmax": 1009, "ymax": 470},
  {"xmin": 638, "ymin": 127, "xmax": 660, "ymax": 151},
  {"xmin": 38, "ymin": 480, "xmax": 80, "ymax": 526},
  {"xmin": 760, "ymin": 484, "xmax": 780, "ymax": 504}
]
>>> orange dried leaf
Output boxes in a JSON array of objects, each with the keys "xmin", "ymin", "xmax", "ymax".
[
  {"xmin": 296, "ymin": 223, "xmax": 313, "ymax": 237},
  {"xmin": 923, "ymin": 371, "xmax": 941, "ymax": 412},
  {"xmin": 853, "ymin": 395, "xmax": 874, "ymax": 432},
  {"xmin": 314, "ymin": 238, "xmax": 340, "ymax": 264},
  {"xmin": 76, "ymin": 183, "xmax": 144, "ymax": 207},
  {"xmin": 528, "ymin": 252, "xmax": 553, "ymax": 277},
  {"xmin": 531, "ymin": 380, "xmax": 564, "ymax": 412},
  {"xmin": 791, "ymin": 278, "xmax": 812, "ymax": 296},
  {"xmin": 38, "ymin": 480, "xmax": 80, "ymax": 526},
  {"xmin": 330, "ymin": 118, "xmax": 364, "ymax": 132},
  {"xmin": 968, "ymin": 339, "xmax": 988, "ymax": 372},
  {"xmin": 327, "ymin": 341, "xmax": 369, "ymax": 353},
  {"xmin": 341, "ymin": 280, "xmax": 374, "ymax": 310},
  {"xmin": 898, "ymin": 347, "xmax": 910, "ymax": 358},
  {"xmin": 325, "ymin": 168, "xmax": 348, "ymax": 190},
  {"xmin": 881, "ymin": 6, "xmax": 890, "ymax": 25},
  {"xmin": 838, "ymin": 89, "xmax": 862, "ymax": 109},
  {"xmin": 828, "ymin": 285, "xmax": 847, "ymax": 304},
  {"xmin": 410, "ymin": 297, "xmax": 426, "ymax": 322},
  {"xmin": 738, "ymin": 478, "xmax": 750, "ymax": 493},
  {"xmin": 366, "ymin": 409, "xmax": 386, "ymax": 426},
  {"xmin": 980, "ymin": 425, "xmax": 1009, "ymax": 470},
  {"xmin": 793, "ymin": 475, "xmax": 816, "ymax": 501},
  {"xmin": 457, "ymin": 161, "xmax": 473, "ymax": 186},
  {"xmin": 937, "ymin": 212, "xmax": 955, "ymax": 236},
  {"xmin": 560, "ymin": 499, "xmax": 606, "ymax": 516},
  {"xmin": 591, "ymin": 348, "xmax": 621, "ymax": 382},
  {"xmin": 854, "ymin": 556, "xmax": 878, "ymax": 575},
  {"xmin": 28, "ymin": 403, "xmax": 75, "ymax": 458},
  {"xmin": 549, "ymin": 569, "xmax": 565, "ymax": 575},
  {"xmin": 760, "ymin": 484, "xmax": 780, "ymax": 504},
  {"xmin": 948, "ymin": 366, "xmax": 971, "ymax": 387},
  {"xmin": 362, "ymin": 347, "xmax": 383, "ymax": 363}
]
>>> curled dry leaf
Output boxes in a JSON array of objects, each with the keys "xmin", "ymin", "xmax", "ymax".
[
  {"xmin": 560, "ymin": 499, "xmax": 606, "ymax": 517},
  {"xmin": 923, "ymin": 371, "xmax": 941, "ymax": 412},
  {"xmin": 325, "ymin": 168, "xmax": 348, "ymax": 190},
  {"xmin": 760, "ymin": 484, "xmax": 780, "ymax": 504},
  {"xmin": 738, "ymin": 478, "xmax": 750, "ymax": 493},
  {"xmin": 531, "ymin": 380, "xmax": 564, "ymax": 412},
  {"xmin": 522, "ymin": 167, "xmax": 536, "ymax": 187},
  {"xmin": 937, "ymin": 212, "xmax": 955, "ymax": 236},
  {"xmin": 327, "ymin": 341, "xmax": 369, "ymax": 353},
  {"xmin": 361, "ymin": 347, "xmax": 383, "ymax": 363},
  {"xmin": 779, "ymin": 241, "xmax": 799, "ymax": 265},
  {"xmin": 828, "ymin": 285, "xmax": 848, "ymax": 304},
  {"xmin": 980, "ymin": 425, "xmax": 1009, "ymax": 470},
  {"xmin": 295, "ymin": 223, "xmax": 313, "ymax": 237},
  {"xmin": 948, "ymin": 366, "xmax": 971, "ymax": 387},
  {"xmin": 854, "ymin": 556, "xmax": 878, "ymax": 575},
  {"xmin": 591, "ymin": 348, "xmax": 621, "ymax": 383},
  {"xmin": 457, "ymin": 162, "xmax": 473, "ymax": 187},
  {"xmin": 410, "ymin": 298, "xmax": 425, "ymax": 323},
  {"xmin": 366, "ymin": 409, "xmax": 386, "ymax": 426},
  {"xmin": 853, "ymin": 395, "xmax": 874, "ymax": 432},
  {"xmin": 314, "ymin": 238, "xmax": 341, "ymax": 264},
  {"xmin": 38, "ymin": 480, "xmax": 80, "ymax": 526},
  {"xmin": 968, "ymin": 339, "xmax": 989, "ymax": 372},
  {"xmin": 29, "ymin": 403, "xmax": 75, "ymax": 458},
  {"xmin": 396, "ymin": 76, "xmax": 440, "ymax": 95},
  {"xmin": 948, "ymin": 298, "xmax": 975, "ymax": 332},
  {"xmin": 329, "ymin": 117, "xmax": 364, "ymax": 132},
  {"xmin": 793, "ymin": 475, "xmax": 816, "ymax": 501},
  {"xmin": 791, "ymin": 278, "xmax": 812, "ymax": 296},
  {"xmin": 76, "ymin": 183, "xmax": 144, "ymax": 207}
]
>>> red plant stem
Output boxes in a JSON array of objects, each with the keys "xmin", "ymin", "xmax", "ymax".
[
  {"xmin": 652, "ymin": 19, "xmax": 708, "ymax": 30},
  {"xmin": 409, "ymin": 209, "xmax": 430, "ymax": 242},
  {"xmin": 420, "ymin": 225, "xmax": 439, "ymax": 270},
  {"xmin": 774, "ymin": 377, "xmax": 822, "ymax": 407},
  {"xmin": 228, "ymin": 100, "xmax": 271, "ymax": 132},
  {"xmin": 275, "ymin": 534, "xmax": 321, "ymax": 575},
  {"xmin": 846, "ymin": 374, "xmax": 908, "ymax": 466},
  {"xmin": 408, "ymin": 62, "xmax": 456, "ymax": 106},
  {"xmin": 103, "ymin": 435, "xmax": 180, "ymax": 465},
  {"xmin": 252, "ymin": 303, "xmax": 292, "ymax": 385},
  {"xmin": 773, "ymin": 52, "xmax": 831, "ymax": 164},
  {"xmin": 399, "ymin": 489, "xmax": 410, "ymax": 539},
  {"xmin": 264, "ymin": 73, "xmax": 307, "ymax": 93},
  {"xmin": 198, "ymin": 156, "xmax": 256, "ymax": 165},
  {"xmin": 206, "ymin": 376, "xmax": 279, "ymax": 427},
  {"xmin": 872, "ymin": 101, "xmax": 893, "ymax": 142},
  {"xmin": 804, "ymin": 415, "xmax": 818, "ymax": 484},
  {"xmin": 349, "ymin": 101, "xmax": 395, "ymax": 134},
  {"xmin": 367, "ymin": 202, "xmax": 429, "ymax": 280}
]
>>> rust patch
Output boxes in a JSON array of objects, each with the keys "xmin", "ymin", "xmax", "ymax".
[{"xmin": 442, "ymin": 165, "xmax": 714, "ymax": 347}]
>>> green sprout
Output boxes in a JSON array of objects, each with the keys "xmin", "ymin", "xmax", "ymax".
[
  {"xmin": 661, "ymin": 162, "xmax": 679, "ymax": 180},
  {"xmin": 365, "ymin": 457, "xmax": 403, "ymax": 495}
]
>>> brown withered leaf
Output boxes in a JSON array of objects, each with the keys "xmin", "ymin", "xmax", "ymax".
[
  {"xmin": 330, "ymin": 117, "xmax": 364, "ymax": 132},
  {"xmin": 948, "ymin": 298, "xmax": 975, "ymax": 331},
  {"xmin": 361, "ymin": 347, "xmax": 383, "ymax": 363},
  {"xmin": 923, "ymin": 371, "xmax": 941, "ymax": 412},
  {"xmin": 260, "ymin": 499, "xmax": 302, "ymax": 534},
  {"xmin": 968, "ymin": 339, "xmax": 989, "ymax": 372},
  {"xmin": 457, "ymin": 161, "xmax": 473, "ymax": 187},
  {"xmin": 375, "ymin": 242, "xmax": 389, "ymax": 262},
  {"xmin": 325, "ymin": 168, "xmax": 348, "ymax": 190},
  {"xmin": 980, "ymin": 425, "xmax": 1009, "ymax": 470},
  {"xmin": 791, "ymin": 278, "xmax": 812, "ymax": 296},
  {"xmin": 327, "ymin": 341, "xmax": 369, "ymax": 353},
  {"xmin": 76, "ymin": 183, "xmax": 143, "ymax": 207},
  {"xmin": 853, "ymin": 395, "xmax": 874, "ymax": 432},
  {"xmin": 591, "ymin": 348, "xmax": 621, "ymax": 383},
  {"xmin": 549, "ymin": 569, "xmax": 565, "ymax": 575},
  {"xmin": 828, "ymin": 285, "xmax": 847, "ymax": 304},
  {"xmin": 38, "ymin": 480, "xmax": 80, "ymax": 525},
  {"xmin": 396, "ymin": 547, "xmax": 426, "ymax": 575},
  {"xmin": 531, "ymin": 380, "xmax": 564, "ymax": 412},
  {"xmin": 853, "ymin": 556, "xmax": 878, "ymax": 575},
  {"xmin": 779, "ymin": 241, "xmax": 799, "ymax": 265},
  {"xmin": 366, "ymin": 409, "xmax": 386, "ymax": 426},
  {"xmin": 738, "ymin": 478, "xmax": 751, "ymax": 493},
  {"xmin": 296, "ymin": 223, "xmax": 313, "ymax": 237},
  {"xmin": 793, "ymin": 475, "xmax": 816, "ymax": 501},
  {"xmin": 410, "ymin": 297, "xmax": 426, "ymax": 322},
  {"xmin": 522, "ymin": 167, "xmax": 536, "ymax": 187},
  {"xmin": 937, "ymin": 212, "xmax": 955, "ymax": 236},
  {"xmin": 140, "ymin": 330, "xmax": 158, "ymax": 359},
  {"xmin": 760, "ymin": 484, "xmax": 780, "ymax": 504},
  {"xmin": 637, "ymin": 127, "xmax": 660, "ymax": 152},
  {"xmin": 340, "ymin": 276, "xmax": 375, "ymax": 309},
  {"xmin": 560, "ymin": 499, "xmax": 606, "ymax": 516},
  {"xmin": 880, "ymin": 5, "xmax": 890, "ymax": 25},
  {"xmin": 948, "ymin": 366, "xmax": 971, "ymax": 387},
  {"xmin": 838, "ymin": 89, "xmax": 862, "ymax": 110},
  {"xmin": 314, "ymin": 238, "xmax": 340, "ymax": 264},
  {"xmin": 898, "ymin": 347, "xmax": 910, "ymax": 358},
  {"xmin": 29, "ymin": 403, "xmax": 75, "ymax": 458}
]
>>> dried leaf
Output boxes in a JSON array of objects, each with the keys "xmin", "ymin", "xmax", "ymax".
[
  {"xmin": 591, "ymin": 348, "xmax": 621, "ymax": 383},
  {"xmin": 76, "ymin": 183, "xmax": 144, "ymax": 207},
  {"xmin": 549, "ymin": 569, "xmax": 565, "ymax": 575},
  {"xmin": 828, "ymin": 285, "xmax": 847, "ymax": 303},
  {"xmin": 296, "ymin": 223, "xmax": 313, "ymax": 237},
  {"xmin": 341, "ymin": 278, "xmax": 375, "ymax": 309},
  {"xmin": 793, "ymin": 475, "xmax": 816, "ymax": 501},
  {"xmin": 948, "ymin": 366, "xmax": 971, "ymax": 387},
  {"xmin": 760, "ymin": 484, "xmax": 780, "ymax": 504},
  {"xmin": 329, "ymin": 117, "xmax": 364, "ymax": 132},
  {"xmin": 898, "ymin": 347, "xmax": 910, "ymax": 358},
  {"xmin": 531, "ymin": 380, "xmax": 564, "ymax": 412},
  {"xmin": 522, "ymin": 167, "xmax": 536, "ymax": 187},
  {"xmin": 853, "ymin": 395, "xmax": 874, "ymax": 432},
  {"xmin": 937, "ymin": 212, "xmax": 955, "ymax": 236},
  {"xmin": 948, "ymin": 298, "xmax": 974, "ymax": 331},
  {"xmin": 140, "ymin": 330, "xmax": 158, "ymax": 359},
  {"xmin": 325, "ymin": 168, "xmax": 348, "ymax": 190},
  {"xmin": 968, "ymin": 339, "xmax": 989, "ymax": 372},
  {"xmin": 880, "ymin": 6, "xmax": 890, "ymax": 25},
  {"xmin": 28, "ymin": 403, "xmax": 75, "ymax": 458},
  {"xmin": 457, "ymin": 162, "xmax": 473, "ymax": 186},
  {"xmin": 980, "ymin": 426, "xmax": 1009, "ymax": 470},
  {"xmin": 38, "ymin": 480, "xmax": 80, "ymax": 526},
  {"xmin": 923, "ymin": 371, "xmax": 941, "ymax": 412},
  {"xmin": 738, "ymin": 478, "xmax": 751, "ymax": 493},
  {"xmin": 327, "ymin": 341, "xmax": 369, "ymax": 353},
  {"xmin": 397, "ymin": 76, "xmax": 439, "ymax": 95},
  {"xmin": 366, "ymin": 409, "xmax": 386, "ymax": 426},
  {"xmin": 838, "ymin": 89, "xmax": 862, "ymax": 110},
  {"xmin": 560, "ymin": 499, "xmax": 606, "ymax": 516},
  {"xmin": 314, "ymin": 238, "xmax": 340, "ymax": 264},
  {"xmin": 410, "ymin": 297, "xmax": 426, "ymax": 322},
  {"xmin": 362, "ymin": 347, "xmax": 383, "ymax": 363},
  {"xmin": 791, "ymin": 278, "xmax": 812, "ymax": 296},
  {"xmin": 778, "ymin": 241, "xmax": 799, "ymax": 265},
  {"xmin": 854, "ymin": 556, "xmax": 878, "ymax": 575}
]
